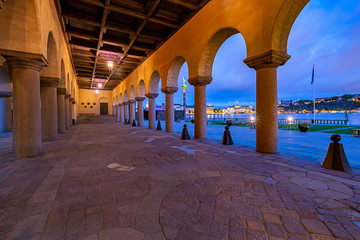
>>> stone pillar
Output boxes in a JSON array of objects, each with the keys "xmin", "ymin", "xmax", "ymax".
[
  {"xmin": 117, "ymin": 105, "xmax": 120, "ymax": 123},
  {"xmin": 57, "ymin": 88, "xmax": 66, "ymax": 134},
  {"xmin": 119, "ymin": 103, "xmax": 124, "ymax": 124},
  {"xmin": 69, "ymin": 97, "xmax": 74, "ymax": 126},
  {"xmin": 135, "ymin": 97, "xmax": 145, "ymax": 127},
  {"xmin": 0, "ymin": 91, "xmax": 12, "ymax": 132},
  {"xmin": 115, "ymin": 104, "xmax": 119, "ymax": 122},
  {"xmin": 6, "ymin": 57, "xmax": 44, "ymax": 157},
  {"xmin": 40, "ymin": 77, "xmax": 60, "ymax": 141},
  {"xmin": 244, "ymin": 50, "xmax": 290, "ymax": 153},
  {"xmin": 145, "ymin": 93, "xmax": 158, "ymax": 129},
  {"xmin": 188, "ymin": 76, "xmax": 212, "ymax": 139},
  {"xmin": 162, "ymin": 87, "xmax": 178, "ymax": 133},
  {"xmin": 129, "ymin": 100, "xmax": 136, "ymax": 124},
  {"xmin": 65, "ymin": 93, "xmax": 71, "ymax": 130},
  {"xmin": 123, "ymin": 102, "xmax": 129, "ymax": 124}
]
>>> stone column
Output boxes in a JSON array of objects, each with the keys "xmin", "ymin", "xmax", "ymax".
[
  {"xmin": 119, "ymin": 103, "xmax": 124, "ymax": 124},
  {"xmin": 69, "ymin": 97, "xmax": 74, "ymax": 126},
  {"xmin": 188, "ymin": 76, "xmax": 212, "ymax": 139},
  {"xmin": 0, "ymin": 91, "xmax": 12, "ymax": 132},
  {"xmin": 40, "ymin": 77, "xmax": 60, "ymax": 141},
  {"xmin": 115, "ymin": 104, "xmax": 119, "ymax": 122},
  {"xmin": 145, "ymin": 93, "xmax": 158, "ymax": 129},
  {"xmin": 65, "ymin": 93, "xmax": 71, "ymax": 130},
  {"xmin": 57, "ymin": 88, "xmax": 66, "ymax": 134},
  {"xmin": 123, "ymin": 102, "xmax": 129, "ymax": 124},
  {"xmin": 6, "ymin": 57, "xmax": 44, "ymax": 157},
  {"xmin": 162, "ymin": 87, "xmax": 178, "ymax": 132},
  {"xmin": 117, "ymin": 105, "xmax": 120, "ymax": 123},
  {"xmin": 244, "ymin": 50, "xmax": 290, "ymax": 153},
  {"xmin": 129, "ymin": 100, "xmax": 136, "ymax": 124},
  {"xmin": 135, "ymin": 97, "xmax": 145, "ymax": 127}
]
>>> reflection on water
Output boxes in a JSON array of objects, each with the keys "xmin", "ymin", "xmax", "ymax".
[{"xmin": 186, "ymin": 113, "xmax": 360, "ymax": 125}]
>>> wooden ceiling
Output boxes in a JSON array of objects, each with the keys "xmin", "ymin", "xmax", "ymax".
[{"xmin": 55, "ymin": 0, "xmax": 211, "ymax": 90}]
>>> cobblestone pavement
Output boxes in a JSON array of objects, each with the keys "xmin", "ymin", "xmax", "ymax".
[{"xmin": 1, "ymin": 116, "xmax": 360, "ymax": 240}]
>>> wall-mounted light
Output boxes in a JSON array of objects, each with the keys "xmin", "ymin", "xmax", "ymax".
[
  {"xmin": 107, "ymin": 60, "xmax": 114, "ymax": 69},
  {"xmin": 95, "ymin": 90, "xmax": 99, "ymax": 94},
  {"xmin": 98, "ymin": 83, "xmax": 102, "ymax": 88}
]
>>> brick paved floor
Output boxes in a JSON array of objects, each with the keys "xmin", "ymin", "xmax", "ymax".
[{"xmin": 1, "ymin": 116, "xmax": 360, "ymax": 239}]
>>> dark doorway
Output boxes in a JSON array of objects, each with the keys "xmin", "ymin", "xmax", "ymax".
[{"xmin": 100, "ymin": 103, "xmax": 108, "ymax": 115}]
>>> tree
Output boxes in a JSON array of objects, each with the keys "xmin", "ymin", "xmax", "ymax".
[{"xmin": 342, "ymin": 94, "xmax": 354, "ymax": 100}]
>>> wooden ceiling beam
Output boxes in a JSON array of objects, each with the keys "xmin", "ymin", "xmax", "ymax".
[
  {"xmin": 109, "ymin": 5, "xmax": 146, "ymax": 20},
  {"xmin": 102, "ymin": 36, "xmax": 129, "ymax": 47},
  {"xmin": 166, "ymin": 0, "xmax": 199, "ymax": 10},
  {"xmin": 69, "ymin": 39, "xmax": 98, "ymax": 49},
  {"xmin": 78, "ymin": 0, "xmax": 104, "ymax": 8},
  {"xmin": 67, "ymin": 27, "xmax": 99, "ymax": 41},
  {"xmin": 148, "ymin": 17, "xmax": 179, "ymax": 28},
  {"xmin": 72, "ymin": 50, "xmax": 96, "ymax": 58},
  {"xmin": 61, "ymin": 11, "xmax": 101, "ymax": 27},
  {"xmin": 105, "ymin": 22, "xmax": 136, "ymax": 35}
]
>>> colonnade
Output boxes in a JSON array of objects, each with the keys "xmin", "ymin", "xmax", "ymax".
[
  {"xmin": 113, "ymin": 50, "xmax": 289, "ymax": 154},
  {"xmin": 2, "ymin": 57, "xmax": 75, "ymax": 158}
]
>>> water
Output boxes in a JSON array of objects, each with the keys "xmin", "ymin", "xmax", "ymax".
[{"xmin": 186, "ymin": 113, "xmax": 360, "ymax": 125}]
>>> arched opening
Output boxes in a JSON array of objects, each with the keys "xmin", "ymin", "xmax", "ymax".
[
  {"xmin": 129, "ymin": 85, "xmax": 135, "ymax": 100},
  {"xmin": 147, "ymin": 71, "xmax": 162, "ymax": 129},
  {"xmin": 41, "ymin": 32, "xmax": 59, "ymax": 78},
  {"xmin": 98, "ymin": 97, "xmax": 110, "ymax": 115},
  {"xmin": 274, "ymin": 0, "xmax": 360, "ymax": 162},
  {"xmin": 137, "ymin": 80, "xmax": 146, "ymax": 98},
  {"xmin": 0, "ymin": 55, "xmax": 12, "ymax": 133},
  {"xmin": 167, "ymin": 56, "xmax": 192, "ymax": 133},
  {"xmin": 60, "ymin": 60, "xmax": 65, "ymax": 88},
  {"xmin": 194, "ymin": 28, "xmax": 253, "ymax": 140}
]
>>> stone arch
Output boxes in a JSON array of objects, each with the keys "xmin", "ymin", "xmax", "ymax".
[
  {"xmin": 166, "ymin": 56, "xmax": 188, "ymax": 88},
  {"xmin": 119, "ymin": 93, "xmax": 123, "ymax": 104},
  {"xmin": 198, "ymin": 28, "xmax": 245, "ymax": 77},
  {"xmin": 123, "ymin": 90, "xmax": 128, "ymax": 103},
  {"xmin": 60, "ymin": 59, "xmax": 65, "ymax": 88},
  {"xmin": 67, "ymin": 73, "xmax": 70, "ymax": 92},
  {"xmin": 0, "ymin": 56, "xmax": 11, "ymax": 92},
  {"xmin": 271, "ymin": 0, "xmax": 310, "ymax": 53},
  {"xmin": 41, "ymin": 31, "xmax": 59, "ymax": 78},
  {"xmin": 137, "ymin": 80, "xmax": 146, "ymax": 98},
  {"xmin": 129, "ymin": 85, "xmax": 135, "ymax": 100},
  {"xmin": 148, "ymin": 71, "xmax": 161, "ymax": 94},
  {"xmin": 99, "ymin": 97, "xmax": 109, "ymax": 103}
]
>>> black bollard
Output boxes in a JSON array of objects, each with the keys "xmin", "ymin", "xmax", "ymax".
[
  {"xmin": 180, "ymin": 124, "xmax": 191, "ymax": 140},
  {"xmin": 221, "ymin": 126, "xmax": 234, "ymax": 145},
  {"xmin": 321, "ymin": 135, "xmax": 351, "ymax": 171},
  {"xmin": 132, "ymin": 119, "xmax": 137, "ymax": 127},
  {"xmin": 156, "ymin": 120, "xmax": 162, "ymax": 130}
]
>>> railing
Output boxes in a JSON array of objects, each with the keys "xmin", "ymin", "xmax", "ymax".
[{"xmin": 278, "ymin": 119, "xmax": 348, "ymax": 125}]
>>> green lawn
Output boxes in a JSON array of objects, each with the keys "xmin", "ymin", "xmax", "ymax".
[{"xmin": 323, "ymin": 128, "xmax": 360, "ymax": 135}]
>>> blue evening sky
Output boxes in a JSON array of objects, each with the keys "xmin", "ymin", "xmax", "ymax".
[{"xmin": 153, "ymin": 0, "xmax": 360, "ymax": 108}]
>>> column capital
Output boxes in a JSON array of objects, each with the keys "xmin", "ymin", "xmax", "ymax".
[
  {"xmin": 243, "ymin": 50, "xmax": 291, "ymax": 70},
  {"xmin": 6, "ymin": 57, "xmax": 45, "ymax": 72},
  {"xmin": 0, "ymin": 91, "xmax": 11, "ymax": 98},
  {"xmin": 145, "ymin": 93, "xmax": 159, "ymax": 99},
  {"xmin": 40, "ymin": 76, "xmax": 60, "ymax": 88},
  {"xmin": 123, "ymin": 102, "xmax": 129, "ymax": 105},
  {"xmin": 129, "ymin": 99, "xmax": 136, "ymax": 103},
  {"xmin": 69, "ymin": 97, "xmax": 74, "ymax": 102},
  {"xmin": 65, "ymin": 94, "xmax": 71, "ymax": 99},
  {"xmin": 188, "ymin": 76, "xmax": 212, "ymax": 86},
  {"xmin": 135, "ymin": 97, "xmax": 146, "ymax": 102},
  {"xmin": 118, "ymin": 103, "xmax": 123, "ymax": 106},
  {"xmin": 57, "ymin": 88, "xmax": 66, "ymax": 95},
  {"xmin": 161, "ymin": 87, "xmax": 178, "ymax": 94}
]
